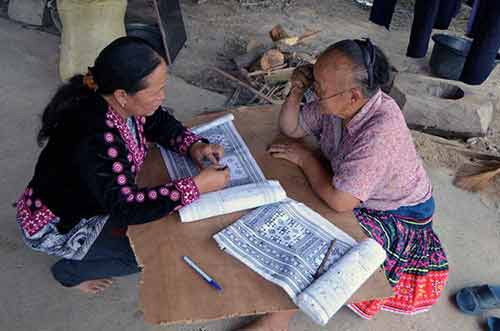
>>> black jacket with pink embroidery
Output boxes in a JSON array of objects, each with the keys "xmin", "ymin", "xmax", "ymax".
[{"xmin": 16, "ymin": 94, "xmax": 203, "ymax": 235}]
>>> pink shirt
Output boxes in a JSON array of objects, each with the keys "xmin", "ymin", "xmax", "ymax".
[{"xmin": 299, "ymin": 90, "xmax": 432, "ymax": 211}]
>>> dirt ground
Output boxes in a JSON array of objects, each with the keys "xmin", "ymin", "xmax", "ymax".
[{"xmin": 1, "ymin": 1, "xmax": 500, "ymax": 331}]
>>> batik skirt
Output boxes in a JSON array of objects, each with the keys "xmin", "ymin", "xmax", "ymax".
[{"xmin": 347, "ymin": 197, "xmax": 449, "ymax": 319}]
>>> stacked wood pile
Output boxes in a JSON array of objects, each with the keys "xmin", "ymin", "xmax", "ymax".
[{"xmin": 212, "ymin": 25, "xmax": 320, "ymax": 106}]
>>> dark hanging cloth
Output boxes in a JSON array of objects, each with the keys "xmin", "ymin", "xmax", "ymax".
[
  {"xmin": 369, "ymin": 0, "xmax": 461, "ymax": 58},
  {"xmin": 434, "ymin": 0, "xmax": 462, "ymax": 29},
  {"xmin": 466, "ymin": 0, "xmax": 481, "ymax": 36},
  {"xmin": 369, "ymin": 0, "xmax": 398, "ymax": 30},
  {"xmin": 460, "ymin": 0, "xmax": 500, "ymax": 85},
  {"xmin": 406, "ymin": 0, "xmax": 441, "ymax": 58}
]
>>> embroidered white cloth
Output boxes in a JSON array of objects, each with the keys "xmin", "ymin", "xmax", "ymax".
[
  {"xmin": 213, "ymin": 199, "xmax": 386, "ymax": 325},
  {"xmin": 296, "ymin": 238, "xmax": 386, "ymax": 325},
  {"xmin": 161, "ymin": 114, "xmax": 287, "ymax": 222}
]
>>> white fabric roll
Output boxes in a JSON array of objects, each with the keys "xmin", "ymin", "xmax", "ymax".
[
  {"xmin": 179, "ymin": 180, "xmax": 287, "ymax": 222},
  {"xmin": 295, "ymin": 238, "xmax": 386, "ymax": 325}
]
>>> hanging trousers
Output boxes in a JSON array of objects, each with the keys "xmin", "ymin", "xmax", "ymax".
[
  {"xmin": 466, "ymin": 0, "xmax": 481, "ymax": 36},
  {"xmin": 370, "ymin": 0, "xmax": 461, "ymax": 58},
  {"xmin": 460, "ymin": 0, "xmax": 500, "ymax": 85}
]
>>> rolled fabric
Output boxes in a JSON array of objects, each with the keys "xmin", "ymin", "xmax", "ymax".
[{"xmin": 296, "ymin": 238, "xmax": 386, "ymax": 325}]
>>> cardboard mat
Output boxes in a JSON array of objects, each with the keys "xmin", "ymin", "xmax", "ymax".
[{"xmin": 129, "ymin": 105, "xmax": 392, "ymax": 325}]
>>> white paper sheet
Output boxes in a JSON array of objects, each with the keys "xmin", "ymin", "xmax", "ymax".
[{"xmin": 161, "ymin": 114, "xmax": 287, "ymax": 222}]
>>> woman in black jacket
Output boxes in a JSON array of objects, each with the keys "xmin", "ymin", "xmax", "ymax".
[{"xmin": 16, "ymin": 36, "xmax": 229, "ymax": 294}]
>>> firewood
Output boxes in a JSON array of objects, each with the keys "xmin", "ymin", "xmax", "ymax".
[
  {"xmin": 260, "ymin": 49, "xmax": 285, "ymax": 71},
  {"xmin": 211, "ymin": 67, "xmax": 281, "ymax": 105},
  {"xmin": 427, "ymin": 134, "xmax": 500, "ymax": 162},
  {"xmin": 248, "ymin": 64, "xmax": 288, "ymax": 77},
  {"xmin": 233, "ymin": 43, "xmax": 274, "ymax": 69},
  {"xmin": 277, "ymin": 30, "xmax": 321, "ymax": 47},
  {"xmin": 269, "ymin": 24, "xmax": 290, "ymax": 42},
  {"xmin": 264, "ymin": 67, "xmax": 295, "ymax": 84},
  {"xmin": 454, "ymin": 161, "xmax": 500, "ymax": 192}
]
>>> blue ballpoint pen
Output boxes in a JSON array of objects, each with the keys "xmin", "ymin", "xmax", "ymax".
[{"xmin": 182, "ymin": 256, "xmax": 223, "ymax": 292}]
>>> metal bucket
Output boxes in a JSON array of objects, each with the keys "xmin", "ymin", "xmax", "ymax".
[
  {"xmin": 126, "ymin": 23, "xmax": 167, "ymax": 60},
  {"xmin": 430, "ymin": 34, "xmax": 472, "ymax": 80}
]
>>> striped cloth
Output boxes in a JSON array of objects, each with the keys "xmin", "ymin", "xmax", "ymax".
[{"xmin": 348, "ymin": 197, "xmax": 449, "ymax": 319}]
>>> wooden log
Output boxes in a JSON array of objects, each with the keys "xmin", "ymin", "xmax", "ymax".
[
  {"xmin": 269, "ymin": 24, "xmax": 289, "ymax": 42},
  {"xmin": 264, "ymin": 67, "xmax": 295, "ymax": 84},
  {"xmin": 260, "ymin": 49, "xmax": 285, "ymax": 71},
  {"xmin": 277, "ymin": 30, "xmax": 321, "ymax": 47},
  {"xmin": 211, "ymin": 67, "xmax": 282, "ymax": 105},
  {"xmin": 233, "ymin": 43, "xmax": 274, "ymax": 69},
  {"xmin": 248, "ymin": 64, "xmax": 288, "ymax": 77}
]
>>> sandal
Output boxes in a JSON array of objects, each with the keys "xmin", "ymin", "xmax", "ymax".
[
  {"xmin": 456, "ymin": 285, "xmax": 500, "ymax": 315},
  {"xmin": 488, "ymin": 316, "xmax": 500, "ymax": 331}
]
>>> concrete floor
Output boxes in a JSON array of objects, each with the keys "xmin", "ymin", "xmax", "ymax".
[{"xmin": 0, "ymin": 11, "xmax": 499, "ymax": 331}]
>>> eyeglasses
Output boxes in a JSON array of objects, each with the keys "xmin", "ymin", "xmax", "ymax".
[{"xmin": 316, "ymin": 88, "xmax": 356, "ymax": 103}]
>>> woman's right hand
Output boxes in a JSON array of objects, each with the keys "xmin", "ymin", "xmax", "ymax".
[
  {"xmin": 193, "ymin": 165, "xmax": 230, "ymax": 194},
  {"xmin": 290, "ymin": 64, "xmax": 314, "ymax": 94}
]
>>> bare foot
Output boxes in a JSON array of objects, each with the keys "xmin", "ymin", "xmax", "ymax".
[
  {"xmin": 238, "ymin": 311, "xmax": 297, "ymax": 331},
  {"xmin": 75, "ymin": 278, "xmax": 113, "ymax": 294}
]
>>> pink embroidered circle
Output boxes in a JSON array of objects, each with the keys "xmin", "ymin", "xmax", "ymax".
[
  {"xmin": 106, "ymin": 120, "xmax": 114, "ymax": 128},
  {"xmin": 126, "ymin": 194, "xmax": 135, "ymax": 202},
  {"xmin": 26, "ymin": 199, "xmax": 32, "ymax": 207},
  {"xmin": 159, "ymin": 187, "xmax": 170, "ymax": 196},
  {"xmin": 112, "ymin": 162, "xmax": 124, "ymax": 173},
  {"xmin": 141, "ymin": 117, "xmax": 146, "ymax": 124},
  {"xmin": 131, "ymin": 165, "xmax": 136, "ymax": 173},
  {"xmin": 106, "ymin": 107, "xmax": 146, "ymax": 171},
  {"xmin": 104, "ymin": 133, "xmax": 114, "ymax": 143},
  {"xmin": 148, "ymin": 190, "xmax": 158, "ymax": 200},
  {"xmin": 169, "ymin": 190, "xmax": 180, "ymax": 201},
  {"xmin": 135, "ymin": 192, "xmax": 145, "ymax": 203},
  {"xmin": 121, "ymin": 186, "xmax": 131, "ymax": 195},
  {"xmin": 107, "ymin": 147, "xmax": 118, "ymax": 158},
  {"xmin": 34, "ymin": 199, "xmax": 42, "ymax": 208},
  {"xmin": 117, "ymin": 174, "xmax": 127, "ymax": 185}
]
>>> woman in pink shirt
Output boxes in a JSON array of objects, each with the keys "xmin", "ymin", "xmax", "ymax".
[{"xmin": 245, "ymin": 39, "xmax": 448, "ymax": 330}]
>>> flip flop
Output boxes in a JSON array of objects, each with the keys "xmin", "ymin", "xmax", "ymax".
[
  {"xmin": 488, "ymin": 317, "xmax": 500, "ymax": 331},
  {"xmin": 456, "ymin": 285, "xmax": 500, "ymax": 315}
]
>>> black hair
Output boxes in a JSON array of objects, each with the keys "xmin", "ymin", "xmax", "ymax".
[
  {"xmin": 323, "ymin": 39, "xmax": 392, "ymax": 98},
  {"xmin": 37, "ymin": 36, "xmax": 162, "ymax": 147}
]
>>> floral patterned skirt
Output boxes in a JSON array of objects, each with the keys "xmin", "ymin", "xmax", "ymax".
[{"xmin": 348, "ymin": 197, "xmax": 449, "ymax": 319}]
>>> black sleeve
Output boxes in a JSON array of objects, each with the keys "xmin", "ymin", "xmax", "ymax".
[
  {"xmin": 143, "ymin": 107, "xmax": 208, "ymax": 154},
  {"xmin": 76, "ymin": 132, "xmax": 200, "ymax": 226}
]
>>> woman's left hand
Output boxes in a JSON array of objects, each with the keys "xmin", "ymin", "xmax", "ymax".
[
  {"xmin": 268, "ymin": 143, "xmax": 313, "ymax": 168},
  {"xmin": 189, "ymin": 142, "xmax": 224, "ymax": 168}
]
